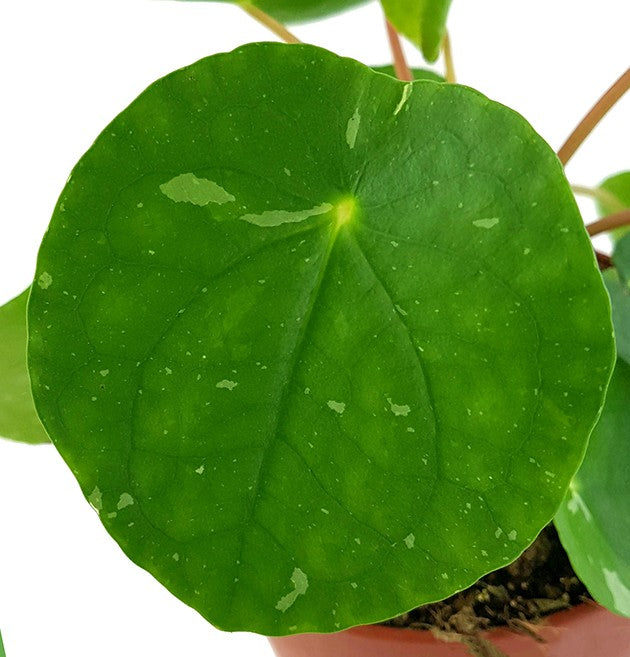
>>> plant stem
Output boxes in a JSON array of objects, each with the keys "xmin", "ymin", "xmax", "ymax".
[
  {"xmin": 240, "ymin": 3, "xmax": 301, "ymax": 44},
  {"xmin": 558, "ymin": 67, "xmax": 630, "ymax": 166},
  {"xmin": 596, "ymin": 250, "xmax": 613, "ymax": 270},
  {"xmin": 385, "ymin": 20, "xmax": 413, "ymax": 82},
  {"xmin": 442, "ymin": 31, "xmax": 456, "ymax": 83},
  {"xmin": 587, "ymin": 209, "xmax": 630, "ymax": 237},
  {"xmin": 572, "ymin": 184, "xmax": 626, "ymax": 213}
]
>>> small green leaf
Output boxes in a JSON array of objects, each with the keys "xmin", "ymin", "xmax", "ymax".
[
  {"xmin": 555, "ymin": 358, "xmax": 630, "ymax": 617},
  {"xmin": 29, "ymin": 43, "xmax": 613, "ymax": 635},
  {"xmin": 597, "ymin": 171, "xmax": 630, "ymax": 216},
  {"xmin": 0, "ymin": 289, "xmax": 48, "ymax": 444},
  {"xmin": 597, "ymin": 171, "xmax": 630, "ymax": 242},
  {"xmin": 372, "ymin": 65, "xmax": 445, "ymax": 82},
  {"xmin": 0, "ymin": 628, "xmax": 5, "ymax": 657},
  {"xmin": 381, "ymin": 0, "xmax": 453, "ymax": 62},
  {"xmin": 179, "ymin": 0, "xmax": 369, "ymax": 23}
]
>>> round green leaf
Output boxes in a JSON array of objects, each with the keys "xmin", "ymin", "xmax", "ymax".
[
  {"xmin": 180, "ymin": 0, "xmax": 369, "ymax": 23},
  {"xmin": 372, "ymin": 64, "xmax": 445, "ymax": 82},
  {"xmin": 0, "ymin": 289, "xmax": 48, "ymax": 444},
  {"xmin": 28, "ymin": 43, "xmax": 613, "ymax": 635},
  {"xmin": 555, "ymin": 358, "xmax": 630, "ymax": 617},
  {"xmin": 380, "ymin": 0, "xmax": 453, "ymax": 62}
]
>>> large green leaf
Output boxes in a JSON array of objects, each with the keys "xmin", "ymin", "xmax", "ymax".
[
  {"xmin": 179, "ymin": 0, "xmax": 369, "ymax": 23},
  {"xmin": 28, "ymin": 43, "xmax": 613, "ymax": 635},
  {"xmin": 0, "ymin": 289, "xmax": 48, "ymax": 444},
  {"xmin": 381, "ymin": 0, "xmax": 453, "ymax": 62}
]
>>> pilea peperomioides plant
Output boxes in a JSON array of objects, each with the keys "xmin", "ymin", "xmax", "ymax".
[{"xmin": 1, "ymin": 0, "xmax": 629, "ymax": 649}]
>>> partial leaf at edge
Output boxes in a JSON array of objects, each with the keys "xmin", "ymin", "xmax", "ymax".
[
  {"xmin": 555, "ymin": 358, "xmax": 630, "ymax": 617},
  {"xmin": 603, "ymin": 269, "xmax": 630, "ymax": 366},
  {"xmin": 380, "ymin": 0, "xmax": 453, "ymax": 62},
  {"xmin": 28, "ymin": 43, "xmax": 613, "ymax": 635},
  {"xmin": 0, "ymin": 289, "xmax": 48, "ymax": 444},
  {"xmin": 613, "ymin": 233, "xmax": 630, "ymax": 287},
  {"xmin": 597, "ymin": 171, "xmax": 630, "ymax": 242}
]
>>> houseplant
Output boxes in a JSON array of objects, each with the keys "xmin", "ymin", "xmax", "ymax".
[{"xmin": 0, "ymin": 1, "xmax": 629, "ymax": 655}]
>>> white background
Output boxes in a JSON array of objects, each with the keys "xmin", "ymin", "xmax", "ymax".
[{"xmin": 0, "ymin": 1, "xmax": 628, "ymax": 655}]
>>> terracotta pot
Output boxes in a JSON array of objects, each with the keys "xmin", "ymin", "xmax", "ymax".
[{"xmin": 268, "ymin": 603, "xmax": 630, "ymax": 657}]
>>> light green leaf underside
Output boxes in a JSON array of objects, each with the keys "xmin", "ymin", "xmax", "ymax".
[
  {"xmin": 613, "ymin": 234, "xmax": 630, "ymax": 287},
  {"xmin": 179, "ymin": 0, "xmax": 369, "ymax": 23},
  {"xmin": 28, "ymin": 43, "xmax": 613, "ymax": 635},
  {"xmin": 380, "ymin": 0, "xmax": 453, "ymax": 62},
  {"xmin": 0, "ymin": 289, "xmax": 48, "ymax": 444},
  {"xmin": 372, "ymin": 65, "xmax": 445, "ymax": 83},
  {"xmin": 603, "ymin": 269, "xmax": 630, "ymax": 366},
  {"xmin": 555, "ymin": 358, "xmax": 630, "ymax": 617},
  {"xmin": 597, "ymin": 171, "xmax": 630, "ymax": 242}
]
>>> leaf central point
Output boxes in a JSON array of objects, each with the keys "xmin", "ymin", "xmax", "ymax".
[{"xmin": 335, "ymin": 196, "xmax": 357, "ymax": 229}]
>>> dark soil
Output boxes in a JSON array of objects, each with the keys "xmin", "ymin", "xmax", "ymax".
[{"xmin": 383, "ymin": 524, "xmax": 590, "ymax": 656}]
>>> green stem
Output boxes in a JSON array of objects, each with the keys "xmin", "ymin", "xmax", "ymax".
[
  {"xmin": 442, "ymin": 31, "xmax": 456, "ymax": 83},
  {"xmin": 240, "ymin": 3, "xmax": 301, "ymax": 44},
  {"xmin": 572, "ymin": 184, "xmax": 626, "ymax": 213}
]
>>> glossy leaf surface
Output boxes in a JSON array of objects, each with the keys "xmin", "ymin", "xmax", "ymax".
[
  {"xmin": 29, "ymin": 44, "xmax": 613, "ymax": 634},
  {"xmin": 181, "ymin": 0, "xmax": 369, "ymax": 23},
  {"xmin": 381, "ymin": 0, "xmax": 453, "ymax": 62},
  {"xmin": 0, "ymin": 289, "xmax": 48, "ymax": 444}
]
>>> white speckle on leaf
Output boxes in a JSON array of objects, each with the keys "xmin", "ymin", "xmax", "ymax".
[
  {"xmin": 523, "ymin": 247, "xmax": 531, "ymax": 255},
  {"xmin": 240, "ymin": 203, "xmax": 332, "ymax": 227},
  {"xmin": 495, "ymin": 528, "xmax": 503, "ymax": 539},
  {"xmin": 38, "ymin": 272, "xmax": 53, "ymax": 290},
  {"xmin": 404, "ymin": 533, "xmax": 415, "ymax": 549},
  {"xmin": 604, "ymin": 569, "xmax": 630, "ymax": 615},
  {"xmin": 321, "ymin": 508, "xmax": 329, "ymax": 515},
  {"xmin": 394, "ymin": 83, "xmax": 413, "ymax": 116},
  {"xmin": 346, "ymin": 108, "xmax": 361, "ymax": 149},
  {"xmin": 351, "ymin": 582, "xmax": 358, "ymax": 589},
  {"xmin": 441, "ymin": 573, "xmax": 449, "ymax": 580},
  {"xmin": 387, "ymin": 398, "xmax": 410, "ymax": 417},
  {"xmin": 88, "ymin": 486, "xmax": 103, "ymax": 513},
  {"xmin": 507, "ymin": 530, "xmax": 517, "ymax": 541},
  {"xmin": 327, "ymin": 400, "xmax": 346, "ymax": 414},
  {"xmin": 160, "ymin": 173, "xmax": 235, "ymax": 206},
  {"xmin": 567, "ymin": 487, "xmax": 593, "ymax": 521},
  {"xmin": 196, "ymin": 465, "xmax": 205, "ymax": 475},
  {"xmin": 117, "ymin": 493, "xmax": 134, "ymax": 510},
  {"xmin": 99, "ymin": 369, "xmax": 109, "ymax": 377},
  {"xmin": 473, "ymin": 218, "xmax": 500, "ymax": 229},
  {"xmin": 216, "ymin": 379, "xmax": 238, "ymax": 391},
  {"xmin": 172, "ymin": 553, "xmax": 180, "ymax": 562},
  {"xmin": 275, "ymin": 568, "xmax": 309, "ymax": 612}
]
